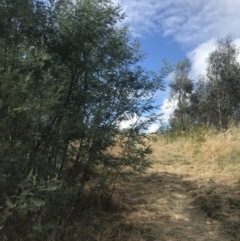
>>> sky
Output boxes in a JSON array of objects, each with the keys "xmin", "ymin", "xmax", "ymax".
[{"xmin": 114, "ymin": 0, "xmax": 240, "ymax": 132}]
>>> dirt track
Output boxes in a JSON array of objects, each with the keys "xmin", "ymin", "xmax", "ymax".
[
  {"xmin": 77, "ymin": 138, "xmax": 240, "ymax": 241},
  {"xmin": 119, "ymin": 161, "xmax": 234, "ymax": 241}
]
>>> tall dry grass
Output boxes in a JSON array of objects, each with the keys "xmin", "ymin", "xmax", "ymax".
[
  {"xmin": 47, "ymin": 125, "xmax": 240, "ymax": 240},
  {"xmin": 147, "ymin": 124, "xmax": 240, "ymax": 180},
  {"xmin": 182, "ymin": 125, "xmax": 240, "ymax": 170}
]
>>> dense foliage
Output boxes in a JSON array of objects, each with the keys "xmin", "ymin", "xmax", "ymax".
[
  {"xmin": 0, "ymin": 0, "xmax": 166, "ymax": 239},
  {"xmin": 168, "ymin": 37, "xmax": 240, "ymax": 131}
]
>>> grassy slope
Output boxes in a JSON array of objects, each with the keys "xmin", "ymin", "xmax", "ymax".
[
  {"xmin": 58, "ymin": 126, "xmax": 240, "ymax": 240},
  {"xmin": 148, "ymin": 125, "xmax": 240, "ymax": 239}
]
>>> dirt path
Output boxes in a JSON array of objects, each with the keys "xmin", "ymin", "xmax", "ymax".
[{"xmin": 119, "ymin": 167, "xmax": 233, "ymax": 241}]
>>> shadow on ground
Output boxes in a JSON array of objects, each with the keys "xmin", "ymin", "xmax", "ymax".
[{"xmin": 114, "ymin": 171, "xmax": 238, "ymax": 241}]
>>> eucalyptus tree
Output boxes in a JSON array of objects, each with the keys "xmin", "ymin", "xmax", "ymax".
[
  {"xmin": 169, "ymin": 58, "xmax": 194, "ymax": 131},
  {"xmin": 206, "ymin": 37, "xmax": 240, "ymax": 129},
  {"xmin": 188, "ymin": 76, "xmax": 213, "ymax": 125}
]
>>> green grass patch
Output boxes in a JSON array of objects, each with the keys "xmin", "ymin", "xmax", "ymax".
[
  {"xmin": 182, "ymin": 159, "xmax": 191, "ymax": 165},
  {"xmin": 217, "ymin": 150, "xmax": 240, "ymax": 169}
]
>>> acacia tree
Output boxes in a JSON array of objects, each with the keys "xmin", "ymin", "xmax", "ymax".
[
  {"xmin": 206, "ymin": 37, "xmax": 240, "ymax": 129},
  {"xmin": 0, "ymin": 0, "xmax": 166, "ymax": 239},
  {"xmin": 169, "ymin": 58, "xmax": 193, "ymax": 131}
]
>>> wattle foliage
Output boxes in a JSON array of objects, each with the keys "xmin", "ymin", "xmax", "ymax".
[{"xmin": 0, "ymin": 0, "xmax": 165, "ymax": 239}]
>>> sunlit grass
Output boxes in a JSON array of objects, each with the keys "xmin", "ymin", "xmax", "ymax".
[{"xmin": 53, "ymin": 124, "xmax": 240, "ymax": 240}]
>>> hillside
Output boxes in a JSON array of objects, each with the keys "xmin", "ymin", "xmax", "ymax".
[{"xmin": 70, "ymin": 126, "xmax": 240, "ymax": 241}]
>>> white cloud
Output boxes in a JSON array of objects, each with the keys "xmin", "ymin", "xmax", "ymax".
[
  {"xmin": 147, "ymin": 123, "xmax": 160, "ymax": 133},
  {"xmin": 119, "ymin": 113, "xmax": 163, "ymax": 133},
  {"xmin": 114, "ymin": 0, "xmax": 240, "ymax": 46},
  {"xmin": 160, "ymin": 97, "xmax": 176, "ymax": 123},
  {"xmin": 113, "ymin": 0, "xmax": 240, "ymax": 123},
  {"xmin": 119, "ymin": 114, "xmax": 138, "ymax": 129},
  {"xmin": 114, "ymin": 0, "xmax": 240, "ymax": 77},
  {"xmin": 113, "ymin": 0, "xmax": 240, "ymax": 77},
  {"xmin": 188, "ymin": 38, "xmax": 240, "ymax": 79},
  {"xmin": 113, "ymin": 0, "xmax": 168, "ymax": 36},
  {"xmin": 119, "ymin": 114, "xmax": 159, "ymax": 133},
  {"xmin": 187, "ymin": 39, "xmax": 216, "ymax": 79}
]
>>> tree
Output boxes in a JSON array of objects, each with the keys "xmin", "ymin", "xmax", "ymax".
[
  {"xmin": 169, "ymin": 58, "xmax": 193, "ymax": 131},
  {"xmin": 188, "ymin": 76, "xmax": 211, "ymax": 125},
  {"xmin": 0, "ymin": 0, "xmax": 166, "ymax": 239},
  {"xmin": 206, "ymin": 37, "xmax": 240, "ymax": 129}
]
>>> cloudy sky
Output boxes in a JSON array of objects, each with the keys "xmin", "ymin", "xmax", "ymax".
[{"xmin": 113, "ymin": 0, "xmax": 240, "ymax": 132}]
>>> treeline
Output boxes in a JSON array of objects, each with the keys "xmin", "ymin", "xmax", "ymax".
[
  {"xmin": 168, "ymin": 37, "xmax": 240, "ymax": 131},
  {"xmin": 0, "ymin": 0, "xmax": 166, "ymax": 239}
]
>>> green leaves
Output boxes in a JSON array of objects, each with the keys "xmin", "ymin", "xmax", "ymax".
[
  {"xmin": 206, "ymin": 37, "xmax": 240, "ymax": 129},
  {"xmin": 0, "ymin": 0, "xmax": 165, "ymax": 239},
  {"xmin": 168, "ymin": 37, "xmax": 240, "ymax": 132},
  {"xmin": 169, "ymin": 58, "xmax": 194, "ymax": 131}
]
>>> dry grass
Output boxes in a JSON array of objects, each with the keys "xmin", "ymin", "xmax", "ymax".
[
  {"xmin": 145, "ymin": 125, "xmax": 240, "ymax": 240},
  {"xmin": 52, "ymin": 125, "xmax": 240, "ymax": 240}
]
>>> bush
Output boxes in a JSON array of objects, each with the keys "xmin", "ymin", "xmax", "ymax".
[{"xmin": 0, "ymin": 0, "xmax": 166, "ymax": 239}]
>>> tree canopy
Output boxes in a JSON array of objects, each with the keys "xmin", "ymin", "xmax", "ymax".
[
  {"xmin": 0, "ymin": 0, "xmax": 166, "ymax": 239},
  {"xmin": 168, "ymin": 37, "xmax": 240, "ymax": 132}
]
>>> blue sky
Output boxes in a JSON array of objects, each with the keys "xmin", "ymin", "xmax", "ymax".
[{"xmin": 113, "ymin": 0, "xmax": 240, "ymax": 132}]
